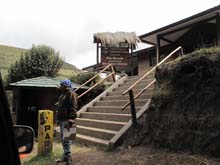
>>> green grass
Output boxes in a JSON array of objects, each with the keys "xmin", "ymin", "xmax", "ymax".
[
  {"xmin": 0, "ymin": 44, "xmax": 26, "ymax": 68},
  {"xmin": 0, "ymin": 44, "xmax": 80, "ymax": 79},
  {"xmin": 62, "ymin": 62, "xmax": 80, "ymax": 71},
  {"xmin": 0, "ymin": 45, "xmax": 26, "ymax": 79},
  {"xmin": 21, "ymin": 141, "xmax": 93, "ymax": 165}
]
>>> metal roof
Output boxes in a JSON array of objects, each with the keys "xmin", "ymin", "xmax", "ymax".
[
  {"xmin": 9, "ymin": 76, "xmax": 86, "ymax": 89},
  {"xmin": 140, "ymin": 4, "xmax": 220, "ymax": 47}
]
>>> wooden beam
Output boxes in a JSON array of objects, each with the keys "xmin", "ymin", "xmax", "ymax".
[
  {"xmin": 160, "ymin": 36, "xmax": 175, "ymax": 44},
  {"xmin": 160, "ymin": 15, "xmax": 217, "ymax": 37},
  {"xmin": 139, "ymin": 5, "xmax": 220, "ymax": 40},
  {"xmin": 156, "ymin": 35, "xmax": 160, "ymax": 64},
  {"xmin": 96, "ymin": 43, "xmax": 99, "ymax": 64},
  {"xmin": 141, "ymin": 39, "xmax": 157, "ymax": 46},
  {"xmin": 216, "ymin": 13, "xmax": 220, "ymax": 46},
  {"xmin": 131, "ymin": 44, "xmax": 134, "ymax": 76}
]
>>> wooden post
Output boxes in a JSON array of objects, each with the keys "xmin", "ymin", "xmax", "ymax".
[
  {"xmin": 156, "ymin": 35, "xmax": 160, "ymax": 64},
  {"xmin": 128, "ymin": 90, "xmax": 137, "ymax": 127},
  {"xmin": 111, "ymin": 65, "xmax": 116, "ymax": 82},
  {"xmin": 130, "ymin": 44, "xmax": 134, "ymax": 76},
  {"xmin": 96, "ymin": 43, "xmax": 99, "ymax": 64}
]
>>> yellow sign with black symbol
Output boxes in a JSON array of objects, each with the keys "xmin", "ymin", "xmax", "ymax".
[{"xmin": 37, "ymin": 110, "xmax": 53, "ymax": 155}]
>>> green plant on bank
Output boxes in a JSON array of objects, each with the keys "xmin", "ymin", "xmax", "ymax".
[
  {"xmin": 70, "ymin": 72, "xmax": 106, "ymax": 109},
  {"xmin": 70, "ymin": 72, "xmax": 101, "ymax": 86}
]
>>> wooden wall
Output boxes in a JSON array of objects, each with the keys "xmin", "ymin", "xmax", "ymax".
[{"xmin": 138, "ymin": 53, "xmax": 150, "ymax": 76}]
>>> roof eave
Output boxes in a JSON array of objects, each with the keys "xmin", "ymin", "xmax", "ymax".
[{"xmin": 139, "ymin": 4, "xmax": 220, "ymax": 40}]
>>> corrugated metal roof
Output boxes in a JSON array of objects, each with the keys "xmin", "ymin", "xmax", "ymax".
[{"xmin": 9, "ymin": 76, "xmax": 85, "ymax": 89}]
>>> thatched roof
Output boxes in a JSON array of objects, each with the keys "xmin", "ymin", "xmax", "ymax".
[{"xmin": 93, "ymin": 32, "xmax": 141, "ymax": 47}]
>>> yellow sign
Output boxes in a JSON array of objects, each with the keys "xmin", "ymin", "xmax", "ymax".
[{"xmin": 37, "ymin": 110, "xmax": 53, "ymax": 155}]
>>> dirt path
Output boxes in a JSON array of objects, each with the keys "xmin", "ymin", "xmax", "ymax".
[
  {"xmin": 21, "ymin": 142, "xmax": 220, "ymax": 164},
  {"xmin": 71, "ymin": 146, "xmax": 220, "ymax": 165}
]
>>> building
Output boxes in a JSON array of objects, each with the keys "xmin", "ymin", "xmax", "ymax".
[{"xmin": 136, "ymin": 4, "xmax": 220, "ymax": 75}]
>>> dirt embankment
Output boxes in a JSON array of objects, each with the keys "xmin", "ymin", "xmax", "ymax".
[{"xmin": 122, "ymin": 47, "xmax": 220, "ymax": 158}]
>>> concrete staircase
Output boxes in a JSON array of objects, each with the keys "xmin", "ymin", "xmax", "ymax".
[{"xmin": 76, "ymin": 71, "xmax": 155, "ymax": 149}]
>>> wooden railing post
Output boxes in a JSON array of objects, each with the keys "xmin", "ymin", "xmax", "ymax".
[
  {"xmin": 128, "ymin": 90, "xmax": 138, "ymax": 127},
  {"xmin": 111, "ymin": 65, "xmax": 116, "ymax": 82}
]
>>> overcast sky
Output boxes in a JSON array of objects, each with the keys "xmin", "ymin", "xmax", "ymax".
[{"xmin": 0, "ymin": 0, "xmax": 219, "ymax": 69}]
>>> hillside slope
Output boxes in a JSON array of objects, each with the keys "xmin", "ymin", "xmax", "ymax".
[
  {"xmin": 0, "ymin": 44, "xmax": 81, "ymax": 79},
  {"xmin": 122, "ymin": 47, "xmax": 220, "ymax": 158}
]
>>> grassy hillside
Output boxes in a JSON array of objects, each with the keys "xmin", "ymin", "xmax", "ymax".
[
  {"xmin": 0, "ymin": 44, "xmax": 81, "ymax": 79},
  {"xmin": 0, "ymin": 45, "xmax": 26, "ymax": 69}
]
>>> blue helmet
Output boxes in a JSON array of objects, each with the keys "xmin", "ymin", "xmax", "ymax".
[{"xmin": 60, "ymin": 79, "xmax": 72, "ymax": 88}]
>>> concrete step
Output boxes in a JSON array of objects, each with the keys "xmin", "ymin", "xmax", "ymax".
[
  {"xmin": 115, "ymin": 82, "xmax": 155, "ymax": 91},
  {"xmin": 76, "ymin": 118, "xmax": 126, "ymax": 131},
  {"xmin": 127, "ymin": 73, "xmax": 155, "ymax": 81},
  {"xmin": 87, "ymin": 106, "xmax": 141, "ymax": 114},
  {"xmin": 112, "ymin": 85, "xmax": 154, "ymax": 92},
  {"xmin": 107, "ymin": 88, "xmax": 154, "ymax": 96},
  {"xmin": 80, "ymin": 112, "xmax": 131, "ymax": 122},
  {"xmin": 94, "ymin": 99, "xmax": 149, "ymax": 107},
  {"xmin": 121, "ymin": 78, "xmax": 155, "ymax": 87},
  {"xmin": 101, "ymin": 94, "xmax": 152, "ymax": 101},
  {"xmin": 77, "ymin": 125, "xmax": 117, "ymax": 140},
  {"xmin": 76, "ymin": 133, "xmax": 109, "ymax": 147},
  {"xmin": 126, "ymin": 73, "xmax": 155, "ymax": 81}
]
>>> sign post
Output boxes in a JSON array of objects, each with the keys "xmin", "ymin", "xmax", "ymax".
[{"xmin": 37, "ymin": 110, "xmax": 53, "ymax": 156}]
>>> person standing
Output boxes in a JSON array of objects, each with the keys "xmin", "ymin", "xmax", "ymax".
[{"xmin": 56, "ymin": 79, "xmax": 78, "ymax": 164}]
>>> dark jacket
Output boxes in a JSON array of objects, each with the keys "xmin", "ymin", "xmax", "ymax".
[{"xmin": 57, "ymin": 88, "xmax": 77, "ymax": 121}]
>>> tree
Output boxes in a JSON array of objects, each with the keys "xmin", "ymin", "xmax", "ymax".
[{"xmin": 7, "ymin": 44, "xmax": 64, "ymax": 83}]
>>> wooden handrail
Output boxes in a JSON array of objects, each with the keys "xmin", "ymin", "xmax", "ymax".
[
  {"xmin": 122, "ymin": 46, "xmax": 183, "ymax": 95},
  {"xmin": 122, "ymin": 79, "xmax": 156, "ymax": 110},
  {"xmin": 74, "ymin": 64, "xmax": 115, "ymax": 99},
  {"xmin": 74, "ymin": 64, "xmax": 112, "ymax": 93},
  {"xmin": 121, "ymin": 46, "xmax": 183, "ymax": 110},
  {"xmin": 77, "ymin": 72, "xmax": 115, "ymax": 99},
  {"xmin": 135, "ymin": 79, "xmax": 156, "ymax": 99}
]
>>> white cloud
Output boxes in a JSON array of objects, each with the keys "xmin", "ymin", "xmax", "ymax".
[{"xmin": 0, "ymin": 0, "xmax": 219, "ymax": 69}]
